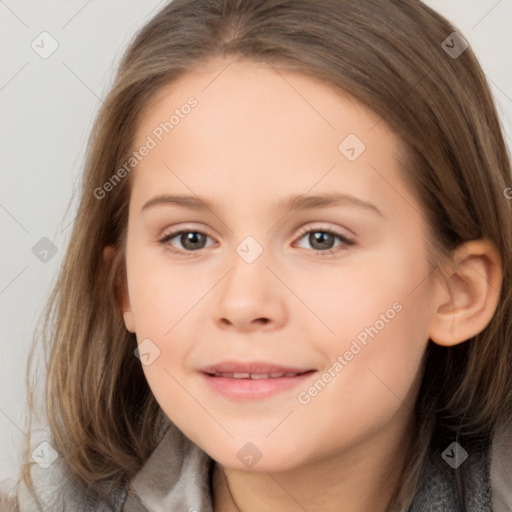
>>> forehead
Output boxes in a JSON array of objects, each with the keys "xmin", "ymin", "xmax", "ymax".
[
  {"xmin": 128, "ymin": 59, "xmax": 411, "ymax": 221},
  {"xmin": 136, "ymin": 58, "xmax": 390, "ymax": 145}
]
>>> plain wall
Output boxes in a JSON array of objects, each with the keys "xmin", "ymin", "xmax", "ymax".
[{"xmin": 1, "ymin": 0, "xmax": 511, "ymax": 488}]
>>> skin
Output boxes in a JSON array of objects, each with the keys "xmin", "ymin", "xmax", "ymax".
[{"xmin": 116, "ymin": 58, "xmax": 502, "ymax": 511}]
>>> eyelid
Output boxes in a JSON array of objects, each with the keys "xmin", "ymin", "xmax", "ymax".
[
  {"xmin": 295, "ymin": 223, "xmax": 355, "ymax": 243},
  {"xmin": 158, "ymin": 225, "xmax": 215, "ymax": 246},
  {"xmin": 293, "ymin": 224, "xmax": 355, "ymax": 256},
  {"xmin": 158, "ymin": 222, "xmax": 355, "ymax": 255}
]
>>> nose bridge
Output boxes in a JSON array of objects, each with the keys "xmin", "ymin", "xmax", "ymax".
[
  {"xmin": 223, "ymin": 233, "xmax": 270, "ymax": 299},
  {"xmin": 214, "ymin": 233, "xmax": 287, "ymax": 329}
]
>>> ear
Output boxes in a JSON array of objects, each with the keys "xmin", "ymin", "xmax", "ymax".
[
  {"xmin": 103, "ymin": 245, "xmax": 136, "ymax": 333},
  {"xmin": 429, "ymin": 239, "xmax": 502, "ymax": 347}
]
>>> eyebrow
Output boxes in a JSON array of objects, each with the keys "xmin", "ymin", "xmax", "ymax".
[{"xmin": 140, "ymin": 192, "xmax": 384, "ymax": 217}]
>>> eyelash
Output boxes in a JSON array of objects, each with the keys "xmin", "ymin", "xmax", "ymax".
[{"xmin": 158, "ymin": 225, "xmax": 355, "ymax": 257}]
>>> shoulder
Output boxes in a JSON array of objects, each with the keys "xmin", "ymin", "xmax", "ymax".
[
  {"xmin": 7, "ymin": 421, "xmax": 212, "ymax": 512},
  {"xmin": 9, "ymin": 456, "xmax": 128, "ymax": 512},
  {"xmin": 490, "ymin": 417, "xmax": 512, "ymax": 512}
]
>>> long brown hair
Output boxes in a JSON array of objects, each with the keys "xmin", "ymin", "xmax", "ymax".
[{"xmin": 6, "ymin": 0, "xmax": 512, "ymax": 510}]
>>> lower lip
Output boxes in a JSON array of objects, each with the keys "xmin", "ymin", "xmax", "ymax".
[{"xmin": 200, "ymin": 371, "xmax": 316, "ymax": 400}]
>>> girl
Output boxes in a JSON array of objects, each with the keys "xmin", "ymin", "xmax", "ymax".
[{"xmin": 2, "ymin": 0, "xmax": 512, "ymax": 510}]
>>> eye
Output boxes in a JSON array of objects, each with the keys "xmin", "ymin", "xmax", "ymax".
[
  {"xmin": 294, "ymin": 226, "xmax": 354, "ymax": 255},
  {"xmin": 159, "ymin": 229, "xmax": 215, "ymax": 253},
  {"xmin": 158, "ymin": 226, "xmax": 355, "ymax": 256}
]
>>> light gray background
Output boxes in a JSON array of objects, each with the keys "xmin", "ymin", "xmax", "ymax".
[{"xmin": 1, "ymin": 0, "xmax": 511, "ymax": 487}]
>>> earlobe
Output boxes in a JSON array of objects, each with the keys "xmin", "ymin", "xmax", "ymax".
[
  {"xmin": 122, "ymin": 311, "xmax": 136, "ymax": 334},
  {"xmin": 103, "ymin": 245, "xmax": 136, "ymax": 333},
  {"xmin": 429, "ymin": 240, "xmax": 502, "ymax": 347}
]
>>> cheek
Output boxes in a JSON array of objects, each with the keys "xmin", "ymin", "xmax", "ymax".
[
  {"xmin": 299, "ymin": 238, "xmax": 432, "ymax": 407},
  {"xmin": 127, "ymin": 245, "xmax": 205, "ymax": 336},
  {"xmin": 124, "ymin": 244, "xmax": 197, "ymax": 383},
  {"xmin": 299, "ymin": 242, "xmax": 431, "ymax": 352}
]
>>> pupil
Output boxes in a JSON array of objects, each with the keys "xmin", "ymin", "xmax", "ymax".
[
  {"xmin": 182, "ymin": 232, "xmax": 205, "ymax": 250},
  {"xmin": 311, "ymin": 231, "xmax": 333, "ymax": 250}
]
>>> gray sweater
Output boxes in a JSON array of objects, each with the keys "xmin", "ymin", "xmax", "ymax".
[{"xmin": 10, "ymin": 419, "xmax": 512, "ymax": 511}]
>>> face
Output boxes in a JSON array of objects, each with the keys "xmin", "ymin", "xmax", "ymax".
[{"xmin": 121, "ymin": 58, "xmax": 436, "ymax": 473}]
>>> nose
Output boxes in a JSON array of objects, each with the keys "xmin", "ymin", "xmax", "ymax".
[{"xmin": 213, "ymin": 246, "xmax": 288, "ymax": 332}]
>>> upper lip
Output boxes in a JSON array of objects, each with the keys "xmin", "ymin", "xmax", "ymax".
[{"xmin": 200, "ymin": 361, "xmax": 315, "ymax": 375}]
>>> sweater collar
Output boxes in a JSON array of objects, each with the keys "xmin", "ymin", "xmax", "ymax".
[
  {"xmin": 127, "ymin": 422, "xmax": 215, "ymax": 512},
  {"xmin": 409, "ymin": 428, "xmax": 493, "ymax": 511},
  {"xmin": 127, "ymin": 422, "xmax": 493, "ymax": 512}
]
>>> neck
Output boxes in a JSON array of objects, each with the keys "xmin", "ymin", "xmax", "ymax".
[{"xmin": 212, "ymin": 411, "xmax": 414, "ymax": 512}]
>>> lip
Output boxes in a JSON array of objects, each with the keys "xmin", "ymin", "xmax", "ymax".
[
  {"xmin": 199, "ymin": 361, "xmax": 316, "ymax": 400},
  {"xmin": 200, "ymin": 361, "xmax": 314, "ymax": 375}
]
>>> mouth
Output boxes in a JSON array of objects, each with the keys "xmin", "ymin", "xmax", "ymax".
[
  {"xmin": 204, "ymin": 371, "xmax": 310, "ymax": 379},
  {"xmin": 199, "ymin": 361, "xmax": 316, "ymax": 400}
]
